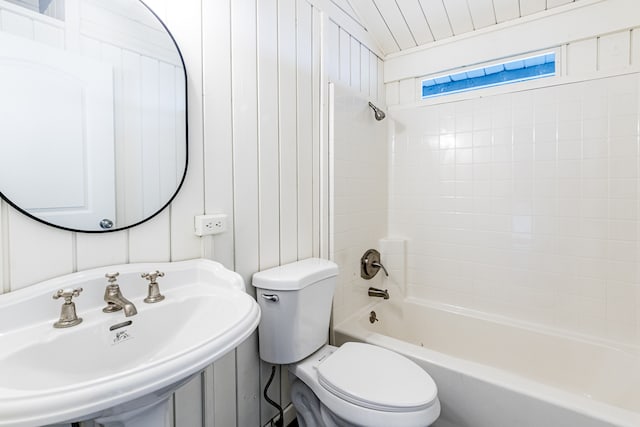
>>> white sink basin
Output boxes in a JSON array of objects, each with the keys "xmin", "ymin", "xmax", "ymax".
[{"xmin": 0, "ymin": 259, "xmax": 260, "ymax": 427}]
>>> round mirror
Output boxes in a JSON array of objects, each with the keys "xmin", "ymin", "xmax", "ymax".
[{"xmin": 0, "ymin": 0, "xmax": 187, "ymax": 232}]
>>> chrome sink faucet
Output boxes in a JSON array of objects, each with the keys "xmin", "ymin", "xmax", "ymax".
[{"xmin": 103, "ymin": 272, "xmax": 138, "ymax": 317}]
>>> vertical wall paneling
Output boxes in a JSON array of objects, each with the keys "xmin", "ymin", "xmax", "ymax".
[
  {"xmin": 377, "ymin": 57, "xmax": 384, "ymax": 104},
  {"xmin": 350, "ymin": 36, "xmax": 361, "ymax": 90},
  {"xmin": 7, "ymin": 211, "xmax": 73, "ymax": 291},
  {"xmin": 0, "ymin": 0, "xmax": 388, "ymax": 424},
  {"xmin": 230, "ymin": 0, "xmax": 261, "ymax": 425},
  {"xmin": 158, "ymin": 62, "xmax": 179, "ymax": 197},
  {"xmin": 100, "ymin": 43, "xmax": 127, "ymax": 226},
  {"xmin": 121, "ymin": 49, "xmax": 145, "ymax": 226},
  {"xmin": 278, "ymin": 0, "xmax": 299, "ymax": 265},
  {"xmin": 202, "ymin": 0, "xmax": 235, "ymax": 270},
  {"xmin": 173, "ymin": 374, "xmax": 204, "ymax": 427},
  {"xmin": 260, "ymin": 361, "xmax": 279, "ymax": 424},
  {"xmin": 75, "ymin": 232, "xmax": 128, "ymax": 271},
  {"xmin": 360, "ymin": 45, "xmax": 370, "ymax": 95},
  {"xmin": 164, "ymin": 0, "xmax": 204, "ymax": 263},
  {"xmin": 236, "ymin": 333, "xmax": 261, "ymax": 427},
  {"xmin": 369, "ymin": 51, "xmax": 378, "ymax": 100},
  {"xmin": 297, "ymin": 0, "xmax": 314, "ymax": 260},
  {"xmin": 325, "ymin": 20, "xmax": 339, "ymax": 83},
  {"xmin": 338, "ymin": 28, "xmax": 350, "ymax": 85},
  {"xmin": 257, "ymin": 0, "xmax": 281, "ymax": 270},
  {"xmin": 212, "ymin": 351, "xmax": 238, "ymax": 427},
  {"xmin": 128, "ymin": 212, "xmax": 171, "ymax": 263},
  {"xmin": 312, "ymin": 7, "xmax": 323, "ymax": 257},
  {"xmin": 140, "ymin": 56, "xmax": 162, "ymax": 216},
  {"xmin": 230, "ymin": 0, "xmax": 259, "ymax": 284},
  {"xmin": 395, "ymin": 0, "xmax": 434, "ymax": 45}
]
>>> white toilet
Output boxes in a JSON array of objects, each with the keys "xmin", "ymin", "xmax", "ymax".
[{"xmin": 252, "ymin": 258, "xmax": 440, "ymax": 427}]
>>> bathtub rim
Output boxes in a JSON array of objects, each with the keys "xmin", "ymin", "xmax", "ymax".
[{"xmin": 333, "ymin": 297, "xmax": 640, "ymax": 427}]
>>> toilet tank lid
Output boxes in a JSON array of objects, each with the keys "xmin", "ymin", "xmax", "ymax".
[{"xmin": 252, "ymin": 258, "xmax": 338, "ymax": 290}]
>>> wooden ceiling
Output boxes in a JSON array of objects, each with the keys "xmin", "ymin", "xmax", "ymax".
[{"xmin": 340, "ymin": 0, "xmax": 582, "ymax": 55}]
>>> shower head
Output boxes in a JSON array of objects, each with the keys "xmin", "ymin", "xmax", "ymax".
[{"xmin": 368, "ymin": 102, "xmax": 386, "ymax": 121}]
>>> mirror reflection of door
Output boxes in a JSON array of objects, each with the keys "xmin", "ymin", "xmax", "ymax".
[
  {"xmin": 0, "ymin": 0, "xmax": 187, "ymax": 232},
  {"xmin": 0, "ymin": 33, "xmax": 116, "ymax": 230}
]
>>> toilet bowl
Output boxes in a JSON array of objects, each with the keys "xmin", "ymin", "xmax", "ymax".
[
  {"xmin": 290, "ymin": 344, "xmax": 440, "ymax": 427},
  {"xmin": 252, "ymin": 258, "xmax": 440, "ymax": 427}
]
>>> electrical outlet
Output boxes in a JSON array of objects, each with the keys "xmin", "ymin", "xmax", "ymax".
[{"xmin": 194, "ymin": 214, "xmax": 227, "ymax": 236}]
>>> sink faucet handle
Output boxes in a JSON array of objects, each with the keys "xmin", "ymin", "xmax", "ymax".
[
  {"xmin": 141, "ymin": 270, "xmax": 165, "ymax": 283},
  {"xmin": 141, "ymin": 270, "xmax": 165, "ymax": 303},
  {"xmin": 52, "ymin": 287, "xmax": 83, "ymax": 328},
  {"xmin": 52, "ymin": 287, "xmax": 83, "ymax": 302},
  {"xmin": 105, "ymin": 272, "xmax": 120, "ymax": 284}
]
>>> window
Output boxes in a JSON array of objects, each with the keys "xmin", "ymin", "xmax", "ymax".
[{"xmin": 421, "ymin": 52, "xmax": 556, "ymax": 99}]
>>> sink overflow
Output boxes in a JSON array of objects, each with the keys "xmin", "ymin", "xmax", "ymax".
[{"xmin": 109, "ymin": 320, "xmax": 133, "ymax": 331}]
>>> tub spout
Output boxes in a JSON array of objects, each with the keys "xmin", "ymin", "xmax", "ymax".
[{"xmin": 368, "ymin": 287, "xmax": 389, "ymax": 299}]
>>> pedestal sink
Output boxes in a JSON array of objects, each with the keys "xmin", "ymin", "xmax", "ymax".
[{"xmin": 0, "ymin": 259, "xmax": 260, "ymax": 427}]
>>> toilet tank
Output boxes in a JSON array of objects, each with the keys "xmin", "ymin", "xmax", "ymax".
[{"xmin": 252, "ymin": 258, "xmax": 338, "ymax": 364}]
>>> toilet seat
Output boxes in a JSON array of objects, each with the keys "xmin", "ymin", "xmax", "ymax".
[
  {"xmin": 317, "ymin": 342, "xmax": 437, "ymax": 412},
  {"xmin": 290, "ymin": 344, "xmax": 440, "ymax": 427}
]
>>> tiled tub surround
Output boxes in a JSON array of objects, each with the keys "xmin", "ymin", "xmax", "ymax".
[
  {"xmin": 389, "ymin": 73, "xmax": 640, "ymax": 347},
  {"xmin": 335, "ymin": 299, "xmax": 640, "ymax": 427}
]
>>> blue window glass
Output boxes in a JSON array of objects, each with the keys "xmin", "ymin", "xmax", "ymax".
[{"xmin": 421, "ymin": 52, "xmax": 556, "ymax": 99}]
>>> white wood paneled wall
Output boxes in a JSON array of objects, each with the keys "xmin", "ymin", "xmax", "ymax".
[{"xmin": 0, "ymin": 1, "xmax": 385, "ymax": 427}]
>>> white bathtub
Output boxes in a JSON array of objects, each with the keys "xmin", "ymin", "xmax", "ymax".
[{"xmin": 333, "ymin": 298, "xmax": 640, "ymax": 427}]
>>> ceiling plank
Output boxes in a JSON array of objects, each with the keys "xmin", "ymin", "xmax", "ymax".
[
  {"xmin": 373, "ymin": 0, "xmax": 417, "ymax": 50},
  {"xmin": 519, "ymin": 0, "xmax": 546, "ymax": 16},
  {"xmin": 492, "ymin": 0, "xmax": 520, "ymax": 23},
  {"xmin": 396, "ymin": 0, "xmax": 435, "ymax": 45},
  {"xmin": 350, "ymin": 0, "xmax": 400, "ymax": 54},
  {"xmin": 419, "ymin": 0, "xmax": 454, "ymax": 40},
  {"xmin": 467, "ymin": 0, "xmax": 497, "ymax": 29},
  {"xmin": 442, "ymin": 0, "xmax": 474, "ymax": 35}
]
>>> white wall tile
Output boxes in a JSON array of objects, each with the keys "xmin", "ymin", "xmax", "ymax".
[{"xmin": 389, "ymin": 73, "xmax": 640, "ymax": 346}]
